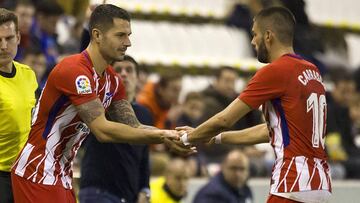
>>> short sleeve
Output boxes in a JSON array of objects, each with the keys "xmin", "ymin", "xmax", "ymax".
[
  {"xmin": 239, "ymin": 64, "xmax": 287, "ymax": 109},
  {"xmin": 52, "ymin": 62, "xmax": 97, "ymax": 106}
]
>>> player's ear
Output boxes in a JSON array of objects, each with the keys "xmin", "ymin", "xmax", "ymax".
[
  {"xmin": 264, "ymin": 30, "xmax": 272, "ymax": 43},
  {"xmin": 92, "ymin": 28, "xmax": 102, "ymax": 43},
  {"xmin": 16, "ymin": 31, "xmax": 21, "ymax": 45}
]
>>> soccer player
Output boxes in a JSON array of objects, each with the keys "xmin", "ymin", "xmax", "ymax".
[
  {"xmin": 11, "ymin": 4, "xmax": 192, "ymax": 203},
  {"xmin": 177, "ymin": 7, "xmax": 331, "ymax": 203},
  {"xmin": 0, "ymin": 8, "xmax": 38, "ymax": 203}
]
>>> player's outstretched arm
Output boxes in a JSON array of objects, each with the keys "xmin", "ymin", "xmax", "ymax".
[
  {"xmin": 178, "ymin": 98, "xmax": 252, "ymax": 144},
  {"xmin": 106, "ymin": 99, "xmax": 196, "ymax": 155},
  {"xmin": 209, "ymin": 123, "xmax": 269, "ymax": 145},
  {"xmin": 76, "ymin": 98, "xmax": 176, "ymax": 144}
]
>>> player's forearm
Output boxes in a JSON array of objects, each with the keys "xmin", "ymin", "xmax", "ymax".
[
  {"xmin": 221, "ymin": 123, "xmax": 269, "ymax": 145},
  {"xmin": 92, "ymin": 117, "xmax": 163, "ymax": 144},
  {"xmin": 188, "ymin": 98, "xmax": 251, "ymax": 143},
  {"xmin": 188, "ymin": 112, "xmax": 229, "ymax": 143}
]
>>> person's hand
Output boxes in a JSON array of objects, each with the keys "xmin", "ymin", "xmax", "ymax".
[
  {"xmin": 163, "ymin": 135, "xmax": 197, "ymax": 156},
  {"xmin": 175, "ymin": 126, "xmax": 194, "ymax": 135},
  {"xmin": 161, "ymin": 129, "xmax": 180, "ymax": 140}
]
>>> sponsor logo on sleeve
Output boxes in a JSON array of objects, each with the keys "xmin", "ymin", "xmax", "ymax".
[{"xmin": 75, "ymin": 75, "xmax": 92, "ymax": 94}]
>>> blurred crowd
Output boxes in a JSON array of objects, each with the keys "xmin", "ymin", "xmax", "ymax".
[{"xmin": 1, "ymin": 0, "xmax": 360, "ymax": 201}]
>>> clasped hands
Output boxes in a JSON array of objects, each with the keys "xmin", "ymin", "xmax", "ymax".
[{"xmin": 162, "ymin": 126, "xmax": 218, "ymax": 156}]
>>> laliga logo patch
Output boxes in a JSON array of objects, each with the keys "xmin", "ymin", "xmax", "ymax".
[{"xmin": 75, "ymin": 75, "xmax": 92, "ymax": 94}]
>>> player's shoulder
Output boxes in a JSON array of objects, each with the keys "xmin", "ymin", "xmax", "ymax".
[
  {"xmin": 256, "ymin": 62, "xmax": 279, "ymax": 76},
  {"xmin": 58, "ymin": 53, "xmax": 87, "ymax": 68},
  {"xmin": 53, "ymin": 53, "xmax": 91, "ymax": 75}
]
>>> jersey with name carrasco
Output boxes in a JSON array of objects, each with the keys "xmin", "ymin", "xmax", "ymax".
[
  {"xmin": 12, "ymin": 51, "xmax": 125, "ymax": 189},
  {"xmin": 239, "ymin": 54, "xmax": 331, "ymax": 194}
]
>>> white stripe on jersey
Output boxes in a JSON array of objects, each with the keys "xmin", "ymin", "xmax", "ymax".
[
  {"xmin": 14, "ymin": 143, "xmax": 35, "ymax": 177},
  {"xmin": 315, "ymin": 158, "xmax": 329, "ymax": 190},
  {"xmin": 59, "ymin": 126, "xmax": 88, "ymax": 189},
  {"xmin": 275, "ymin": 157, "xmax": 295, "ymax": 192},
  {"xmin": 307, "ymin": 159, "xmax": 318, "ymax": 189},
  {"xmin": 271, "ymin": 160, "xmax": 285, "ymax": 193},
  {"xmin": 266, "ymin": 101, "xmax": 284, "ymax": 161},
  {"xmin": 267, "ymin": 101, "xmax": 285, "ymax": 193},
  {"xmin": 114, "ymin": 76, "xmax": 119, "ymax": 97},
  {"xmin": 42, "ymin": 105, "xmax": 78, "ymax": 186},
  {"xmin": 292, "ymin": 156, "xmax": 310, "ymax": 192},
  {"xmin": 92, "ymin": 68, "xmax": 99, "ymax": 94}
]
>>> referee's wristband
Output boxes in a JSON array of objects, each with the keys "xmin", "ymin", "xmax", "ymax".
[
  {"xmin": 180, "ymin": 132, "xmax": 191, "ymax": 146},
  {"xmin": 214, "ymin": 133, "xmax": 222, "ymax": 144}
]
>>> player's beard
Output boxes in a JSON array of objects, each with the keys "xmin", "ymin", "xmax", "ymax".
[{"xmin": 257, "ymin": 38, "xmax": 269, "ymax": 63}]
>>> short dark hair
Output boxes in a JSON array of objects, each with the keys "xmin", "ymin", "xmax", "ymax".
[
  {"xmin": 254, "ymin": 7, "xmax": 296, "ymax": 45},
  {"xmin": 0, "ymin": 8, "xmax": 18, "ymax": 32},
  {"xmin": 214, "ymin": 66, "xmax": 238, "ymax": 80},
  {"xmin": 35, "ymin": 0, "xmax": 64, "ymax": 16},
  {"xmin": 89, "ymin": 4, "xmax": 130, "ymax": 38}
]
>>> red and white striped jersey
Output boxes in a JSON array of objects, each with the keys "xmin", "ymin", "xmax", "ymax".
[
  {"xmin": 12, "ymin": 51, "xmax": 126, "ymax": 189},
  {"xmin": 239, "ymin": 54, "xmax": 331, "ymax": 194}
]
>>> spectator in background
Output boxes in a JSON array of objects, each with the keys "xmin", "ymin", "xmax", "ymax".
[
  {"xmin": 199, "ymin": 66, "xmax": 262, "ymax": 164},
  {"xmin": 226, "ymin": 0, "xmax": 265, "ymax": 40},
  {"xmin": 326, "ymin": 70, "xmax": 360, "ymax": 179},
  {"xmin": 137, "ymin": 70, "xmax": 183, "ymax": 129},
  {"xmin": 349, "ymin": 94, "xmax": 360, "ymax": 154},
  {"xmin": 150, "ymin": 158, "xmax": 191, "ymax": 203},
  {"xmin": 0, "ymin": 8, "xmax": 37, "ymax": 203},
  {"xmin": 14, "ymin": 0, "xmax": 35, "ymax": 60},
  {"xmin": 61, "ymin": 20, "xmax": 83, "ymax": 54},
  {"xmin": 176, "ymin": 91, "xmax": 204, "ymax": 128},
  {"xmin": 201, "ymin": 67, "xmax": 239, "ymax": 122},
  {"xmin": 21, "ymin": 47, "xmax": 46, "ymax": 98},
  {"xmin": 79, "ymin": 55, "xmax": 153, "ymax": 203},
  {"xmin": 136, "ymin": 64, "xmax": 150, "ymax": 95},
  {"xmin": 30, "ymin": 0, "xmax": 63, "ymax": 88},
  {"xmin": 194, "ymin": 150, "xmax": 253, "ymax": 203}
]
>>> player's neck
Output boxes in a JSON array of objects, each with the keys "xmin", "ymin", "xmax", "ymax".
[
  {"xmin": 0, "ymin": 62, "xmax": 13, "ymax": 73},
  {"xmin": 86, "ymin": 44, "xmax": 108, "ymax": 76},
  {"xmin": 269, "ymin": 45, "xmax": 294, "ymax": 63}
]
